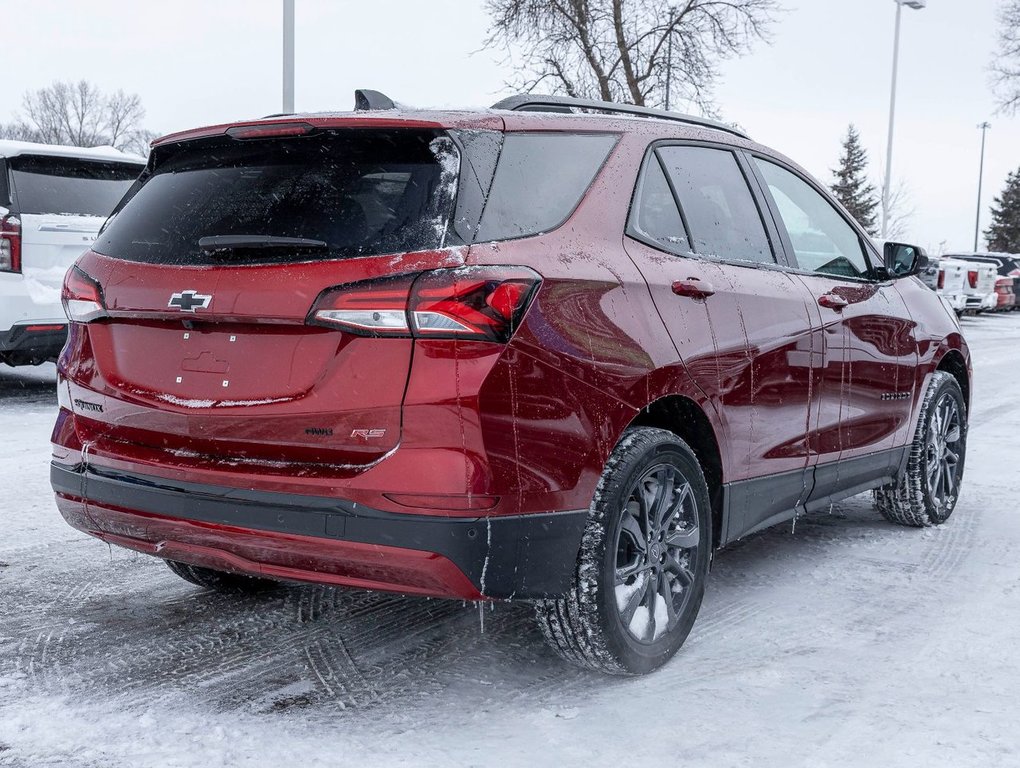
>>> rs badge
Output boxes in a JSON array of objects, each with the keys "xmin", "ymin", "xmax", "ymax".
[{"xmin": 351, "ymin": 429, "xmax": 387, "ymax": 440}]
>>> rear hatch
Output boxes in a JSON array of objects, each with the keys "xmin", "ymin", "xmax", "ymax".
[
  {"xmin": 68, "ymin": 125, "xmax": 467, "ymax": 466},
  {"xmin": 9, "ymin": 155, "xmax": 141, "ymax": 316}
]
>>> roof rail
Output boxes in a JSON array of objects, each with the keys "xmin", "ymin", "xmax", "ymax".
[{"xmin": 490, "ymin": 94, "xmax": 749, "ymax": 140}]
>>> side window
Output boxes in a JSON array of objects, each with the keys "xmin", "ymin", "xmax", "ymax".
[
  {"xmin": 657, "ymin": 146, "xmax": 775, "ymax": 265},
  {"xmin": 753, "ymin": 158, "xmax": 871, "ymax": 279},
  {"xmin": 475, "ymin": 133, "xmax": 618, "ymax": 242},
  {"xmin": 628, "ymin": 154, "xmax": 690, "ymax": 253}
]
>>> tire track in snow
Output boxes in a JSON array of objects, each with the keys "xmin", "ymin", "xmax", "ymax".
[{"xmin": 920, "ymin": 497, "xmax": 981, "ymax": 578}]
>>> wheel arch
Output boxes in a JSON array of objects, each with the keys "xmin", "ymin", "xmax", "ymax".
[
  {"xmin": 627, "ymin": 395, "xmax": 725, "ymax": 549},
  {"xmin": 934, "ymin": 348, "xmax": 970, "ymax": 413}
]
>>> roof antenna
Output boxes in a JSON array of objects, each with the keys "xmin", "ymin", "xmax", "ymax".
[{"xmin": 354, "ymin": 89, "xmax": 396, "ymax": 111}]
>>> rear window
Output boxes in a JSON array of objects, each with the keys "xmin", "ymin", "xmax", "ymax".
[
  {"xmin": 474, "ymin": 133, "xmax": 617, "ymax": 242},
  {"xmin": 94, "ymin": 130, "xmax": 458, "ymax": 265},
  {"xmin": 9, "ymin": 156, "xmax": 141, "ymax": 216}
]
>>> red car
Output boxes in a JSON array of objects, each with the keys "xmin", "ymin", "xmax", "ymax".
[
  {"xmin": 995, "ymin": 276, "xmax": 1016, "ymax": 311},
  {"xmin": 51, "ymin": 93, "xmax": 971, "ymax": 675}
]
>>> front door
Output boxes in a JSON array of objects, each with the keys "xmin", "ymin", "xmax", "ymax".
[{"xmin": 748, "ymin": 156, "xmax": 918, "ymax": 503}]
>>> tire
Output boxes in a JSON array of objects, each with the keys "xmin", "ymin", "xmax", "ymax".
[
  {"xmin": 165, "ymin": 559, "xmax": 281, "ymax": 594},
  {"xmin": 536, "ymin": 427, "xmax": 711, "ymax": 675},
  {"xmin": 874, "ymin": 371, "xmax": 967, "ymax": 527}
]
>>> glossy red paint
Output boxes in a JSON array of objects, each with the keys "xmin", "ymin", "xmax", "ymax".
[
  {"xmin": 54, "ymin": 493, "xmax": 482, "ymax": 600},
  {"xmin": 52, "ymin": 108, "xmax": 972, "ymax": 599}
]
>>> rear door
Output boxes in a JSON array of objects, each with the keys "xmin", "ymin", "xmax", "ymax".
[
  {"xmin": 623, "ymin": 142, "xmax": 818, "ymax": 541},
  {"xmin": 8, "ymin": 155, "xmax": 141, "ymax": 319},
  {"xmin": 66, "ymin": 127, "xmax": 464, "ymax": 466},
  {"xmin": 747, "ymin": 155, "xmax": 918, "ymax": 500}
]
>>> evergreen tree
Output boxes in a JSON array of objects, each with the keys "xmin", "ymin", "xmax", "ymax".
[
  {"xmin": 831, "ymin": 124, "xmax": 879, "ymax": 236},
  {"xmin": 985, "ymin": 167, "xmax": 1020, "ymax": 252}
]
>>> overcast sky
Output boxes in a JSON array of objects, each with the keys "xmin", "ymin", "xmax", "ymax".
[{"xmin": 5, "ymin": 0, "xmax": 1016, "ymax": 253}]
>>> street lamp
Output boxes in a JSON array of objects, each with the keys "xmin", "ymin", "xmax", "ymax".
[
  {"xmin": 882, "ymin": 0, "xmax": 926, "ymax": 239},
  {"xmin": 283, "ymin": 0, "xmax": 295, "ymax": 113},
  {"xmin": 974, "ymin": 121, "xmax": 991, "ymax": 251}
]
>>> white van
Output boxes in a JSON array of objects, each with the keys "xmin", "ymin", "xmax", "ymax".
[{"xmin": 0, "ymin": 140, "xmax": 144, "ymax": 366}]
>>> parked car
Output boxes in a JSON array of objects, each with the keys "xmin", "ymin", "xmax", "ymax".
[
  {"xmin": 0, "ymin": 140, "xmax": 145, "ymax": 367},
  {"xmin": 994, "ymin": 276, "xmax": 1015, "ymax": 311},
  {"xmin": 50, "ymin": 93, "xmax": 971, "ymax": 675},
  {"xmin": 948, "ymin": 252, "xmax": 1020, "ymax": 312},
  {"xmin": 933, "ymin": 258, "xmax": 970, "ymax": 316}
]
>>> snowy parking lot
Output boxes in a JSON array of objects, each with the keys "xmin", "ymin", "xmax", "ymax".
[{"xmin": 1, "ymin": 313, "xmax": 1018, "ymax": 768}]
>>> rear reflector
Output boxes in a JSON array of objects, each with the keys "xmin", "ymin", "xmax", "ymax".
[
  {"xmin": 24, "ymin": 324, "xmax": 66, "ymax": 333},
  {"xmin": 62, "ymin": 266, "xmax": 107, "ymax": 323},
  {"xmin": 0, "ymin": 214, "xmax": 21, "ymax": 273},
  {"xmin": 383, "ymin": 493, "xmax": 500, "ymax": 511},
  {"xmin": 308, "ymin": 267, "xmax": 541, "ymax": 343}
]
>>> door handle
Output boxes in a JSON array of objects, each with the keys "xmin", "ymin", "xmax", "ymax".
[
  {"xmin": 672, "ymin": 278, "xmax": 715, "ymax": 300},
  {"xmin": 818, "ymin": 293, "xmax": 849, "ymax": 311}
]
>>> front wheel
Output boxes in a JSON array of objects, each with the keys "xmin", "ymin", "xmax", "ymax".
[
  {"xmin": 536, "ymin": 427, "xmax": 711, "ymax": 675},
  {"xmin": 875, "ymin": 371, "xmax": 967, "ymax": 526}
]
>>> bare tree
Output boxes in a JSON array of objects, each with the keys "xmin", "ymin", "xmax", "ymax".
[
  {"xmin": 992, "ymin": 0, "xmax": 1020, "ymax": 113},
  {"xmin": 884, "ymin": 179, "xmax": 914, "ymax": 241},
  {"xmin": 0, "ymin": 80, "xmax": 153, "ymax": 154},
  {"xmin": 484, "ymin": 0, "xmax": 779, "ymax": 112}
]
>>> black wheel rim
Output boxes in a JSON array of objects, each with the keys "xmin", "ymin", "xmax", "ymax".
[
  {"xmin": 614, "ymin": 462, "xmax": 700, "ymax": 644},
  {"xmin": 925, "ymin": 392, "xmax": 963, "ymax": 512}
]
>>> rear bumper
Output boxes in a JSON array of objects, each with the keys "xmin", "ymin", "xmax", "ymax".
[
  {"xmin": 939, "ymin": 292, "xmax": 967, "ymax": 312},
  {"xmin": 51, "ymin": 462, "xmax": 586, "ymax": 600},
  {"xmin": 0, "ymin": 321, "xmax": 67, "ymax": 364}
]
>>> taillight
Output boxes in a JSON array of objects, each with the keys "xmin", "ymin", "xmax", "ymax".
[
  {"xmin": 937, "ymin": 269, "xmax": 946, "ymax": 289},
  {"xmin": 0, "ymin": 214, "xmax": 21, "ymax": 273},
  {"xmin": 61, "ymin": 266, "xmax": 107, "ymax": 323},
  {"xmin": 308, "ymin": 266, "xmax": 541, "ymax": 343},
  {"xmin": 968, "ymin": 269, "xmax": 979, "ymax": 289},
  {"xmin": 410, "ymin": 269, "xmax": 540, "ymax": 342},
  {"xmin": 308, "ymin": 274, "xmax": 416, "ymax": 336}
]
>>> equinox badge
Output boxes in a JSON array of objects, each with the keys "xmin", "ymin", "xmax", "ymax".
[{"xmin": 168, "ymin": 290, "xmax": 212, "ymax": 312}]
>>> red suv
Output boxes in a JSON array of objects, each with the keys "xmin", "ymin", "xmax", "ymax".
[{"xmin": 51, "ymin": 93, "xmax": 971, "ymax": 675}]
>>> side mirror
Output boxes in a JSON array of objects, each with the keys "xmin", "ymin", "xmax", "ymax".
[{"xmin": 884, "ymin": 242, "xmax": 928, "ymax": 278}]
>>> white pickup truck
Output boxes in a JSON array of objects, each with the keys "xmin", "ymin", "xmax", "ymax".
[
  {"xmin": 934, "ymin": 258, "xmax": 971, "ymax": 316},
  {"xmin": 0, "ymin": 140, "xmax": 144, "ymax": 366},
  {"xmin": 942, "ymin": 253, "xmax": 999, "ymax": 314}
]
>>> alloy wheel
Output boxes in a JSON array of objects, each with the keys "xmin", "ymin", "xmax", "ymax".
[
  {"xmin": 614, "ymin": 463, "xmax": 700, "ymax": 644},
  {"xmin": 925, "ymin": 392, "xmax": 963, "ymax": 511}
]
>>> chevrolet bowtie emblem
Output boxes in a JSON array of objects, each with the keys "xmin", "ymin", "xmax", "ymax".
[{"xmin": 168, "ymin": 290, "xmax": 212, "ymax": 312}]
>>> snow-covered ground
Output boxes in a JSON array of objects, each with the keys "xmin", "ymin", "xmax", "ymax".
[{"xmin": 1, "ymin": 315, "xmax": 1018, "ymax": 768}]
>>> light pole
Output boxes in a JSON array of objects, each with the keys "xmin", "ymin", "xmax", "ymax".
[
  {"xmin": 974, "ymin": 122, "xmax": 991, "ymax": 251},
  {"xmin": 283, "ymin": 0, "xmax": 295, "ymax": 113},
  {"xmin": 882, "ymin": 0, "xmax": 926, "ymax": 239}
]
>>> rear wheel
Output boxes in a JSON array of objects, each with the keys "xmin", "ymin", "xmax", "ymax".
[
  {"xmin": 536, "ymin": 427, "xmax": 711, "ymax": 675},
  {"xmin": 875, "ymin": 371, "xmax": 967, "ymax": 526},
  {"xmin": 165, "ymin": 560, "xmax": 281, "ymax": 594}
]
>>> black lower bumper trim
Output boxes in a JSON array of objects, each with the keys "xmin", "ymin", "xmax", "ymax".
[
  {"xmin": 51, "ymin": 462, "xmax": 587, "ymax": 600},
  {"xmin": 0, "ymin": 324, "xmax": 67, "ymax": 364}
]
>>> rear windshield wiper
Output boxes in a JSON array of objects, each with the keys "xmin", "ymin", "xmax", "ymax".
[{"xmin": 198, "ymin": 235, "xmax": 328, "ymax": 253}]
